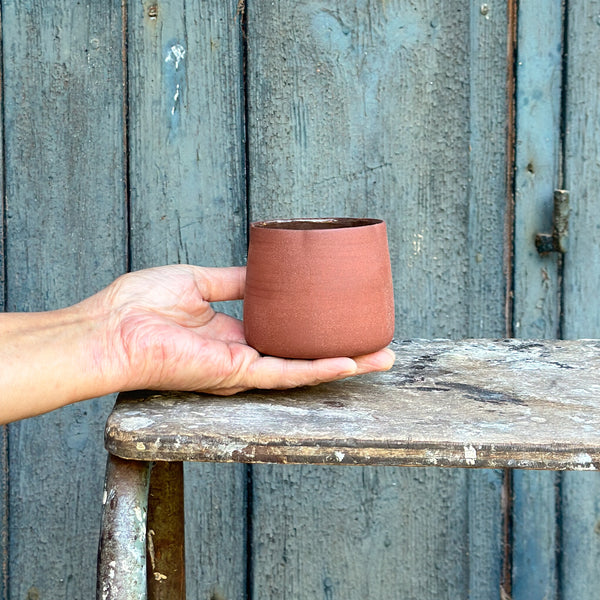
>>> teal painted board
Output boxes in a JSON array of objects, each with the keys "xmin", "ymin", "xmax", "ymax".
[
  {"xmin": 513, "ymin": 0, "xmax": 563, "ymax": 339},
  {"xmin": 512, "ymin": 471, "xmax": 558, "ymax": 600},
  {"xmin": 3, "ymin": 1, "xmax": 126, "ymax": 598},
  {"xmin": 0, "ymin": 426, "xmax": 6, "ymax": 600},
  {"xmin": 0, "ymin": 4, "xmax": 7, "ymax": 592},
  {"xmin": 560, "ymin": 473, "xmax": 600, "ymax": 598},
  {"xmin": 247, "ymin": 1, "xmax": 509, "ymax": 597},
  {"xmin": 562, "ymin": 3, "xmax": 600, "ymax": 337},
  {"xmin": 466, "ymin": 0, "xmax": 513, "ymax": 339},
  {"xmin": 511, "ymin": 3, "xmax": 563, "ymax": 599},
  {"xmin": 561, "ymin": 0, "xmax": 600, "ymax": 595},
  {"xmin": 127, "ymin": 0, "xmax": 247, "ymax": 277},
  {"xmin": 461, "ymin": 3, "xmax": 510, "ymax": 596},
  {"xmin": 126, "ymin": 1, "xmax": 248, "ymax": 596}
]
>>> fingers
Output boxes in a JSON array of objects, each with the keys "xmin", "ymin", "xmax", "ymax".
[
  {"xmin": 246, "ymin": 356, "xmax": 357, "ymax": 389},
  {"xmin": 243, "ymin": 347, "xmax": 395, "ymax": 391},
  {"xmin": 192, "ymin": 266, "xmax": 246, "ymax": 303},
  {"xmin": 352, "ymin": 348, "xmax": 396, "ymax": 374}
]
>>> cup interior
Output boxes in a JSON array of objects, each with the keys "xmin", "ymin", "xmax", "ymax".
[{"xmin": 252, "ymin": 218, "xmax": 382, "ymax": 231}]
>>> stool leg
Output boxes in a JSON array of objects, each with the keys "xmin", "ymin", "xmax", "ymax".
[
  {"xmin": 147, "ymin": 461, "xmax": 186, "ymax": 600},
  {"xmin": 97, "ymin": 455, "xmax": 151, "ymax": 600}
]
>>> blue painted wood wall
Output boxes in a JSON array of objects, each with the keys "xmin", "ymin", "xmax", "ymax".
[{"xmin": 1, "ymin": 1, "xmax": 599, "ymax": 598}]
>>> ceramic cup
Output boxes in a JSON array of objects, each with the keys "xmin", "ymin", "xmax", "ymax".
[{"xmin": 243, "ymin": 217, "xmax": 395, "ymax": 359}]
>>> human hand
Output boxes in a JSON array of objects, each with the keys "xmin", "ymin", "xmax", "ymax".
[{"xmin": 92, "ymin": 265, "xmax": 395, "ymax": 395}]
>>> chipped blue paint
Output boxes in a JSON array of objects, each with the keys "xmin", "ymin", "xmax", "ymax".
[{"xmin": 164, "ymin": 42, "xmax": 186, "ymax": 138}]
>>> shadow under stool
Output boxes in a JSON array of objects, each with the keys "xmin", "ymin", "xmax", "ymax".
[{"xmin": 96, "ymin": 339, "xmax": 600, "ymax": 600}]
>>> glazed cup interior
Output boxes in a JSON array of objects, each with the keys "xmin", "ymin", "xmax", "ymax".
[{"xmin": 252, "ymin": 218, "xmax": 383, "ymax": 231}]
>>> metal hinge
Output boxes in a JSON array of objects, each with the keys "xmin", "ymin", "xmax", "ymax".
[{"xmin": 535, "ymin": 189, "xmax": 570, "ymax": 254}]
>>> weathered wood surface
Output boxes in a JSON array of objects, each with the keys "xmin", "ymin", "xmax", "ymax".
[
  {"xmin": 97, "ymin": 456, "xmax": 151, "ymax": 600},
  {"xmin": 126, "ymin": 1, "xmax": 248, "ymax": 597},
  {"xmin": 0, "ymin": 4, "xmax": 6, "ymax": 593},
  {"xmin": 3, "ymin": 2, "xmax": 126, "ymax": 598},
  {"xmin": 559, "ymin": 1, "xmax": 600, "ymax": 596},
  {"xmin": 106, "ymin": 339, "xmax": 600, "ymax": 470},
  {"xmin": 511, "ymin": 3, "xmax": 565, "ymax": 598},
  {"xmin": 246, "ymin": 1, "xmax": 510, "ymax": 597},
  {"xmin": 513, "ymin": 0, "xmax": 563, "ymax": 339}
]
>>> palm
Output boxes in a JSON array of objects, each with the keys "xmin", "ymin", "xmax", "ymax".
[{"xmin": 102, "ymin": 265, "xmax": 254, "ymax": 393}]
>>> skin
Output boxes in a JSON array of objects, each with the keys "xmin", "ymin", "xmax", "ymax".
[{"xmin": 0, "ymin": 265, "xmax": 395, "ymax": 424}]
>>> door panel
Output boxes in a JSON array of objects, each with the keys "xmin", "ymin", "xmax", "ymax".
[{"xmin": 247, "ymin": 1, "xmax": 510, "ymax": 597}]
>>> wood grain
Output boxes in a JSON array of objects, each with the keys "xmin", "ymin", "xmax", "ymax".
[
  {"xmin": 560, "ymin": 0, "xmax": 600, "ymax": 595},
  {"xmin": 2, "ymin": 1, "xmax": 126, "ymax": 598},
  {"xmin": 0, "ymin": 4, "xmax": 7, "ymax": 594},
  {"xmin": 247, "ymin": 1, "xmax": 509, "ymax": 597},
  {"xmin": 107, "ymin": 339, "xmax": 600, "ymax": 470},
  {"xmin": 125, "ymin": 1, "xmax": 248, "ymax": 596},
  {"xmin": 511, "ymin": 3, "xmax": 564, "ymax": 598},
  {"xmin": 513, "ymin": 0, "xmax": 563, "ymax": 339}
]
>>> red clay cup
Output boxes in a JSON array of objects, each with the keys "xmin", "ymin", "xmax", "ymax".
[{"xmin": 243, "ymin": 218, "xmax": 395, "ymax": 359}]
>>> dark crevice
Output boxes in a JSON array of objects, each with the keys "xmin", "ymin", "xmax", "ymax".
[
  {"xmin": 240, "ymin": 4, "xmax": 252, "ymax": 599},
  {"xmin": 556, "ymin": 0, "xmax": 569, "ymax": 342},
  {"xmin": 505, "ymin": 0, "xmax": 518, "ymax": 341},
  {"xmin": 1, "ymin": 1, "xmax": 6, "ymax": 311},
  {"xmin": 241, "ymin": 0, "xmax": 251, "ymax": 244},
  {"xmin": 556, "ymin": 3, "xmax": 569, "ymax": 598},
  {"xmin": 122, "ymin": 0, "xmax": 132, "ymax": 273},
  {"xmin": 503, "ymin": 0, "xmax": 518, "ymax": 596},
  {"xmin": 501, "ymin": 468, "xmax": 514, "ymax": 599},
  {"xmin": 245, "ymin": 464, "xmax": 254, "ymax": 600},
  {"xmin": 0, "ymin": 2, "xmax": 10, "ymax": 597},
  {"xmin": 556, "ymin": 471, "xmax": 564, "ymax": 600}
]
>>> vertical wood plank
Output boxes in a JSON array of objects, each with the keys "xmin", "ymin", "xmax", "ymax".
[
  {"xmin": 513, "ymin": 1, "xmax": 563, "ymax": 340},
  {"xmin": 247, "ymin": 1, "xmax": 509, "ymax": 597},
  {"xmin": 126, "ymin": 1, "xmax": 248, "ymax": 597},
  {"xmin": 2, "ymin": 1, "xmax": 126, "ymax": 598},
  {"xmin": 466, "ymin": 2, "xmax": 511, "ymax": 597},
  {"xmin": 560, "ymin": 1, "xmax": 600, "ymax": 596},
  {"xmin": 0, "ymin": 2, "xmax": 8, "ymax": 592},
  {"xmin": 511, "ymin": 3, "xmax": 564, "ymax": 598}
]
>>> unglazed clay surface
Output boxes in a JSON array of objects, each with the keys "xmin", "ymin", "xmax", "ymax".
[{"xmin": 243, "ymin": 218, "xmax": 395, "ymax": 358}]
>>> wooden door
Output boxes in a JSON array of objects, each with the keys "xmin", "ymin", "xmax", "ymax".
[{"xmin": 1, "ymin": 1, "xmax": 599, "ymax": 598}]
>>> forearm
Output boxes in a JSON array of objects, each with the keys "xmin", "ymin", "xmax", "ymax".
[{"xmin": 0, "ymin": 305, "xmax": 121, "ymax": 423}]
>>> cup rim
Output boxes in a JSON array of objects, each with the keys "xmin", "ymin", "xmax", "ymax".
[{"xmin": 250, "ymin": 217, "xmax": 383, "ymax": 231}]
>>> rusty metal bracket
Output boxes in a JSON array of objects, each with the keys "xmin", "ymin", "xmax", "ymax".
[{"xmin": 535, "ymin": 189, "xmax": 570, "ymax": 254}]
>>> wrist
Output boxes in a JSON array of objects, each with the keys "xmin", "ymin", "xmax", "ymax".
[{"xmin": 0, "ymin": 305, "xmax": 110, "ymax": 422}]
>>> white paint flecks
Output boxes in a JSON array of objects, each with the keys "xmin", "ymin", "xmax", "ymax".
[
  {"xmin": 171, "ymin": 83, "xmax": 181, "ymax": 115},
  {"xmin": 165, "ymin": 44, "xmax": 186, "ymax": 70},
  {"xmin": 464, "ymin": 444, "xmax": 477, "ymax": 466},
  {"xmin": 573, "ymin": 453, "xmax": 596, "ymax": 470},
  {"xmin": 119, "ymin": 416, "xmax": 154, "ymax": 431},
  {"xmin": 134, "ymin": 506, "xmax": 146, "ymax": 523}
]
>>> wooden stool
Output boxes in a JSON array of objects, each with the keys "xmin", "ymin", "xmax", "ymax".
[{"xmin": 96, "ymin": 339, "xmax": 600, "ymax": 599}]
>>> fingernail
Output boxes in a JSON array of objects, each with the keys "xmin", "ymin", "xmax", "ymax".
[{"xmin": 337, "ymin": 358, "xmax": 358, "ymax": 377}]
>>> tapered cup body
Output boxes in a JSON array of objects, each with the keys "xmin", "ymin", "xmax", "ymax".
[{"xmin": 243, "ymin": 218, "xmax": 395, "ymax": 359}]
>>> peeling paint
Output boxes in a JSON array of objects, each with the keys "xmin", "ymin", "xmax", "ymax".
[
  {"xmin": 573, "ymin": 453, "xmax": 596, "ymax": 470},
  {"xmin": 464, "ymin": 444, "xmax": 477, "ymax": 465},
  {"xmin": 165, "ymin": 44, "xmax": 186, "ymax": 70}
]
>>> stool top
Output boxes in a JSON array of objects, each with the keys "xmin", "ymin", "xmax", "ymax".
[{"xmin": 105, "ymin": 339, "xmax": 600, "ymax": 470}]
